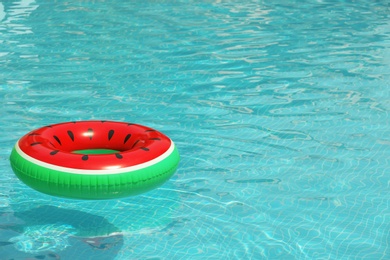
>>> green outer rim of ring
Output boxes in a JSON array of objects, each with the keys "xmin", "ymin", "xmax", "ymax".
[{"xmin": 10, "ymin": 145, "xmax": 180, "ymax": 200}]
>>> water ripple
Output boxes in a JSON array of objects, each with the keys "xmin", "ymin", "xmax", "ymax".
[{"xmin": 1, "ymin": 0, "xmax": 389, "ymax": 259}]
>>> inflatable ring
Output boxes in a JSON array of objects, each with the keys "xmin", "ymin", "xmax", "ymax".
[{"xmin": 10, "ymin": 120, "xmax": 180, "ymax": 200}]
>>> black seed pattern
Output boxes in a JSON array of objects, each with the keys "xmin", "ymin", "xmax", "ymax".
[
  {"xmin": 131, "ymin": 140, "xmax": 140, "ymax": 149},
  {"xmin": 49, "ymin": 142, "xmax": 56, "ymax": 147},
  {"xmin": 28, "ymin": 133, "xmax": 40, "ymax": 136},
  {"xmin": 50, "ymin": 150, "xmax": 59, "ymax": 155},
  {"xmin": 82, "ymin": 155, "xmax": 89, "ymax": 161},
  {"xmin": 53, "ymin": 135, "xmax": 61, "ymax": 145},
  {"xmin": 87, "ymin": 128, "xmax": 93, "ymax": 140},
  {"xmin": 140, "ymin": 147, "xmax": 149, "ymax": 151},
  {"xmin": 145, "ymin": 129, "xmax": 156, "ymax": 132},
  {"xmin": 67, "ymin": 130, "xmax": 74, "ymax": 141},
  {"xmin": 115, "ymin": 153, "xmax": 123, "ymax": 159},
  {"xmin": 124, "ymin": 134, "xmax": 131, "ymax": 144},
  {"xmin": 108, "ymin": 130, "xmax": 114, "ymax": 140},
  {"xmin": 149, "ymin": 138, "xmax": 161, "ymax": 141},
  {"xmin": 30, "ymin": 142, "xmax": 42, "ymax": 146}
]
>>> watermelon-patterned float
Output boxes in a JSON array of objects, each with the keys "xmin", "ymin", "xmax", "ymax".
[{"xmin": 10, "ymin": 120, "xmax": 180, "ymax": 200}]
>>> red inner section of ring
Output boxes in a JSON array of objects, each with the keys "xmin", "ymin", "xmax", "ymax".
[{"xmin": 18, "ymin": 121, "xmax": 171, "ymax": 170}]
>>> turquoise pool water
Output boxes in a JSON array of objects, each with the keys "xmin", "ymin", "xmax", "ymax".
[{"xmin": 1, "ymin": 0, "xmax": 389, "ymax": 259}]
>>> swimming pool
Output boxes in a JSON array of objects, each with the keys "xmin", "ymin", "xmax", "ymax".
[{"xmin": 1, "ymin": 0, "xmax": 389, "ymax": 259}]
